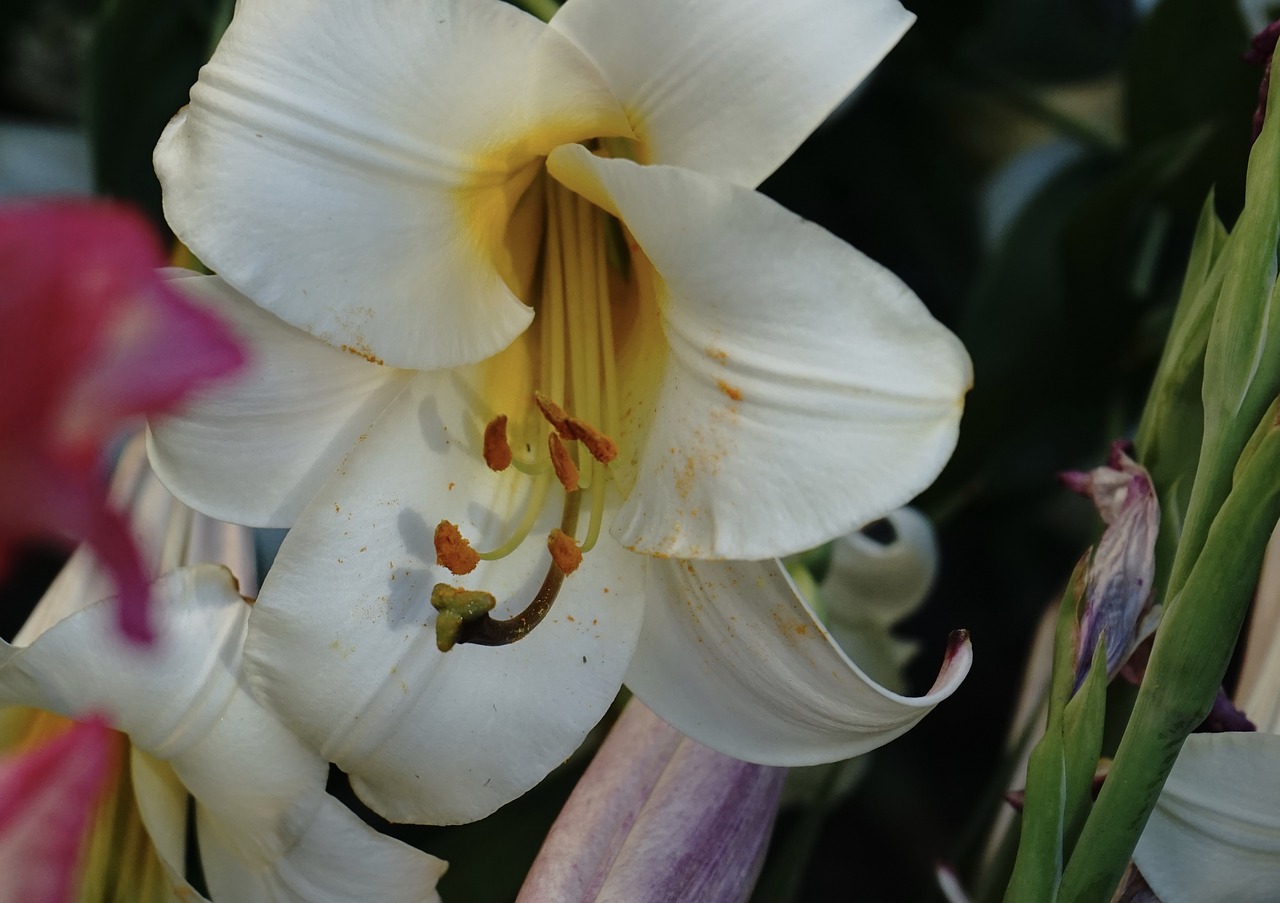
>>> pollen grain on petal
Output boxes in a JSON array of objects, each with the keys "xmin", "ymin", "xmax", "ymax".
[
  {"xmin": 483, "ymin": 414, "xmax": 513, "ymax": 471},
  {"xmin": 534, "ymin": 392, "xmax": 573, "ymax": 438},
  {"xmin": 434, "ymin": 520, "xmax": 479, "ymax": 575},
  {"xmin": 716, "ymin": 379, "xmax": 743, "ymax": 402},
  {"xmin": 548, "ymin": 528, "xmax": 583, "ymax": 575},
  {"xmin": 566, "ymin": 417, "xmax": 618, "ymax": 463},
  {"xmin": 548, "ymin": 432, "xmax": 580, "ymax": 492}
]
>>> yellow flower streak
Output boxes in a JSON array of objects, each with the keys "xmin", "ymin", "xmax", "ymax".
[{"xmin": 471, "ymin": 159, "xmax": 624, "ymax": 569}]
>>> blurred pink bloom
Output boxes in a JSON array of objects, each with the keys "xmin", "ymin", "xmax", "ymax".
[
  {"xmin": 0, "ymin": 200, "xmax": 243, "ymax": 642},
  {"xmin": 0, "ymin": 717, "xmax": 118, "ymax": 903}
]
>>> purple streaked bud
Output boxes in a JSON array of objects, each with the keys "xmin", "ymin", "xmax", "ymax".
[
  {"xmin": 1062, "ymin": 441, "xmax": 1160, "ymax": 689},
  {"xmin": 517, "ymin": 699, "xmax": 786, "ymax": 903}
]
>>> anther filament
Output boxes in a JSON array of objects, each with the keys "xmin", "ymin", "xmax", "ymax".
[{"xmin": 430, "ymin": 171, "xmax": 626, "ymax": 649}]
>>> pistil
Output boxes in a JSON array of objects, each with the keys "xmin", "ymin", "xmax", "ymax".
[{"xmin": 453, "ymin": 493, "xmax": 581, "ymax": 648}]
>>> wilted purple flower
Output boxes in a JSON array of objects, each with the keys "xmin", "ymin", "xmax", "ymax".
[
  {"xmin": 517, "ymin": 699, "xmax": 785, "ymax": 903},
  {"xmin": 1062, "ymin": 441, "xmax": 1160, "ymax": 688}
]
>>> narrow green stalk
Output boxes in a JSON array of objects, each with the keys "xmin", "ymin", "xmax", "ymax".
[
  {"xmin": 1004, "ymin": 559, "xmax": 1088, "ymax": 903},
  {"xmin": 1163, "ymin": 69, "xmax": 1280, "ymax": 601},
  {"xmin": 1057, "ymin": 416, "xmax": 1280, "ymax": 902}
]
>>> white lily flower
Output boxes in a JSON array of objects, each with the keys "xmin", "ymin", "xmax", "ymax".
[
  {"xmin": 0, "ymin": 440, "xmax": 444, "ymax": 902},
  {"xmin": 150, "ymin": 0, "xmax": 974, "ymax": 826}
]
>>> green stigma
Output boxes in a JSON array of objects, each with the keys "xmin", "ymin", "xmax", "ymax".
[{"xmin": 430, "ymin": 584, "xmax": 497, "ymax": 652}]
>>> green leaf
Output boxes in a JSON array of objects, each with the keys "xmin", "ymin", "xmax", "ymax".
[
  {"xmin": 1003, "ymin": 557, "xmax": 1089, "ymax": 903},
  {"xmin": 1167, "ymin": 61, "xmax": 1280, "ymax": 602},
  {"xmin": 1061, "ymin": 638, "xmax": 1108, "ymax": 859},
  {"xmin": 1059, "ymin": 410, "xmax": 1280, "ymax": 903},
  {"xmin": 1136, "ymin": 192, "xmax": 1228, "ymax": 594}
]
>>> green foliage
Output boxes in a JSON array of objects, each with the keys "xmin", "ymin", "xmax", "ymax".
[
  {"xmin": 86, "ymin": 0, "xmax": 231, "ymax": 231},
  {"xmin": 1004, "ymin": 559, "xmax": 1108, "ymax": 903},
  {"xmin": 1014, "ymin": 34, "xmax": 1280, "ymax": 903}
]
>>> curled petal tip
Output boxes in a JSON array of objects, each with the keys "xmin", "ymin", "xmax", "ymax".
[
  {"xmin": 944, "ymin": 628, "xmax": 973, "ymax": 666},
  {"xmin": 926, "ymin": 629, "xmax": 973, "ymax": 696}
]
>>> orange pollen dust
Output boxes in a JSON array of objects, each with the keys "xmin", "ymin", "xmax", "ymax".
[
  {"xmin": 434, "ymin": 520, "xmax": 479, "ymax": 575},
  {"xmin": 534, "ymin": 392, "xmax": 573, "ymax": 439},
  {"xmin": 547, "ymin": 528, "xmax": 583, "ymax": 575},
  {"xmin": 548, "ymin": 432, "xmax": 580, "ymax": 492},
  {"xmin": 483, "ymin": 415, "xmax": 513, "ymax": 471},
  {"xmin": 566, "ymin": 417, "xmax": 618, "ymax": 464}
]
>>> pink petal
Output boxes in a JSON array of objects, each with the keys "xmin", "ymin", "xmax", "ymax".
[
  {"xmin": 0, "ymin": 201, "xmax": 244, "ymax": 464},
  {"xmin": 0, "ymin": 717, "xmax": 120, "ymax": 903},
  {"xmin": 0, "ymin": 200, "xmax": 244, "ymax": 641}
]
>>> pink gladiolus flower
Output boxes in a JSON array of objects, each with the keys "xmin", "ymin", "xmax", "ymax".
[
  {"xmin": 0, "ymin": 717, "xmax": 118, "ymax": 903},
  {"xmin": 0, "ymin": 200, "xmax": 243, "ymax": 642}
]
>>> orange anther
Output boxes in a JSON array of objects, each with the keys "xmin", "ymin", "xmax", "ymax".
[
  {"xmin": 534, "ymin": 392, "xmax": 573, "ymax": 439},
  {"xmin": 434, "ymin": 520, "xmax": 479, "ymax": 575},
  {"xmin": 566, "ymin": 417, "xmax": 618, "ymax": 464},
  {"xmin": 482, "ymin": 414, "xmax": 513, "ymax": 471},
  {"xmin": 547, "ymin": 528, "xmax": 583, "ymax": 575},
  {"xmin": 548, "ymin": 432, "xmax": 580, "ymax": 492}
]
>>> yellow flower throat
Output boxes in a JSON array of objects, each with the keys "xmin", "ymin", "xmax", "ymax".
[{"xmin": 431, "ymin": 173, "xmax": 629, "ymax": 651}]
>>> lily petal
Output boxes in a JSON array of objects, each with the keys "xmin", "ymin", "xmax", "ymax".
[
  {"xmin": 624, "ymin": 557, "xmax": 971, "ymax": 765},
  {"xmin": 3, "ymin": 566, "xmax": 446, "ymax": 901},
  {"xmin": 179, "ymin": 689, "xmax": 446, "ymax": 902},
  {"xmin": 1134, "ymin": 732, "xmax": 1280, "ymax": 903},
  {"xmin": 128, "ymin": 750, "xmax": 208, "ymax": 900},
  {"xmin": 820, "ymin": 507, "xmax": 938, "ymax": 689},
  {"xmin": 550, "ymin": 0, "xmax": 914, "ymax": 188},
  {"xmin": 200, "ymin": 795, "xmax": 445, "ymax": 903},
  {"xmin": 0, "ymin": 567, "xmax": 249, "ymax": 758},
  {"xmin": 148, "ymin": 276, "xmax": 411, "ymax": 528},
  {"xmin": 548, "ymin": 147, "xmax": 971, "ymax": 560},
  {"xmin": 156, "ymin": 0, "xmax": 630, "ymax": 371},
  {"xmin": 243, "ymin": 373, "xmax": 644, "ymax": 824}
]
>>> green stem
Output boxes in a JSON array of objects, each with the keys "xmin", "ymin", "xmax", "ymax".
[{"xmin": 1057, "ymin": 416, "xmax": 1280, "ymax": 902}]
